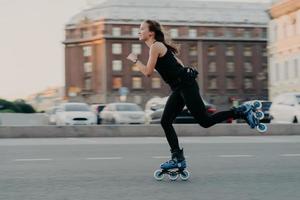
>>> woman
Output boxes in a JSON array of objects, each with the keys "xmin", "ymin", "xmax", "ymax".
[{"xmin": 127, "ymin": 20, "xmax": 254, "ymax": 170}]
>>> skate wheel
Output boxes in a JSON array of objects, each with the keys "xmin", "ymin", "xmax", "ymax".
[
  {"xmin": 255, "ymin": 111, "xmax": 264, "ymax": 120},
  {"xmin": 252, "ymin": 101, "xmax": 262, "ymax": 109},
  {"xmin": 257, "ymin": 123, "xmax": 267, "ymax": 133},
  {"xmin": 168, "ymin": 172, "xmax": 179, "ymax": 181},
  {"xmin": 179, "ymin": 170, "xmax": 190, "ymax": 181},
  {"xmin": 153, "ymin": 169, "xmax": 164, "ymax": 181}
]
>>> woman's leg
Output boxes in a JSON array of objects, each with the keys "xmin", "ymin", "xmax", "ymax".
[
  {"xmin": 181, "ymin": 81, "xmax": 234, "ymax": 128},
  {"xmin": 161, "ymin": 90, "xmax": 185, "ymax": 151}
]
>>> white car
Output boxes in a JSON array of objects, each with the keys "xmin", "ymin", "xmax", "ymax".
[
  {"xmin": 100, "ymin": 102, "xmax": 146, "ymax": 124},
  {"xmin": 269, "ymin": 93, "xmax": 300, "ymax": 123},
  {"xmin": 144, "ymin": 97, "xmax": 168, "ymax": 124},
  {"xmin": 55, "ymin": 103, "xmax": 97, "ymax": 125}
]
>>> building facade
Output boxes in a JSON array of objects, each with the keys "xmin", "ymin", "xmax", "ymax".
[
  {"xmin": 268, "ymin": 0, "xmax": 300, "ymax": 100},
  {"xmin": 64, "ymin": 0, "xmax": 270, "ymax": 109}
]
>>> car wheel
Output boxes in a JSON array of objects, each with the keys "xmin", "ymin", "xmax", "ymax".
[{"xmin": 293, "ymin": 116, "xmax": 298, "ymax": 124}]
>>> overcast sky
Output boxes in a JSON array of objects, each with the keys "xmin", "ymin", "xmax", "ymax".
[{"xmin": 0, "ymin": 0, "xmax": 271, "ymax": 100}]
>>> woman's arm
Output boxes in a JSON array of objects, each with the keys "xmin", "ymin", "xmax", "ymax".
[{"xmin": 127, "ymin": 43, "xmax": 160, "ymax": 77}]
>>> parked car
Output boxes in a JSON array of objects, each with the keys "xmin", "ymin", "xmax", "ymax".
[
  {"xmin": 149, "ymin": 99, "xmax": 217, "ymax": 124},
  {"xmin": 144, "ymin": 97, "xmax": 168, "ymax": 124},
  {"xmin": 237, "ymin": 100, "xmax": 272, "ymax": 123},
  {"xmin": 90, "ymin": 104, "xmax": 106, "ymax": 124},
  {"xmin": 55, "ymin": 103, "xmax": 97, "ymax": 125},
  {"xmin": 270, "ymin": 93, "xmax": 300, "ymax": 123},
  {"xmin": 46, "ymin": 106, "xmax": 59, "ymax": 125},
  {"xmin": 100, "ymin": 102, "xmax": 146, "ymax": 124}
]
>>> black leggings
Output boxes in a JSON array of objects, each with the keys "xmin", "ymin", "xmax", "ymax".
[{"xmin": 161, "ymin": 80, "xmax": 234, "ymax": 151}]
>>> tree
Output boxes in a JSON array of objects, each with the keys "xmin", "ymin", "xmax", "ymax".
[{"xmin": 0, "ymin": 99, "xmax": 35, "ymax": 113}]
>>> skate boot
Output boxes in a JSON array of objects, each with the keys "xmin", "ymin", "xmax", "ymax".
[
  {"xmin": 153, "ymin": 149, "xmax": 190, "ymax": 181},
  {"xmin": 231, "ymin": 100, "xmax": 267, "ymax": 133}
]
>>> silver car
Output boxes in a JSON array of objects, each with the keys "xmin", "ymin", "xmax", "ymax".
[
  {"xmin": 55, "ymin": 103, "xmax": 97, "ymax": 125},
  {"xmin": 100, "ymin": 103, "xmax": 146, "ymax": 124},
  {"xmin": 270, "ymin": 93, "xmax": 300, "ymax": 123}
]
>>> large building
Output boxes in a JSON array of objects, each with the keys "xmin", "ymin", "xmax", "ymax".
[
  {"xmin": 64, "ymin": 0, "xmax": 270, "ymax": 109},
  {"xmin": 268, "ymin": 0, "xmax": 300, "ymax": 100}
]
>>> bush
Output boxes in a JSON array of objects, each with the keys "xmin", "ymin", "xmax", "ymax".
[{"xmin": 0, "ymin": 99, "xmax": 36, "ymax": 113}]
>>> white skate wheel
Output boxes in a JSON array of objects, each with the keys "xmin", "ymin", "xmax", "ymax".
[
  {"xmin": 253, "ymin": 101, "xmax": 262, "ymax": 109},
  {"xmin": 257, "ymin": 123, "xmax": 267, "ymax": 133},
  {"xmin": 168, "ymin": 172, "xmax": 179, "ymax": 181},
  {"xmin": 153, "ymin": 169, "xmax": 164, "ymax": 181},
  {"xmin": 255, "ymin": 111, "xmax": 264, "ymax": 120},
  {"xmin": 179, "ymin": 170, "xmax": 190, "ymax": 181}
]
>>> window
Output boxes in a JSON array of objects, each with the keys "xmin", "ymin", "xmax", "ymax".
[
  {"xmin": 208, "ymin": 62, "xmax": 217, "ymax": 72},
  {"xmin": 132, "ymin": 77, "xmax": 142, "ymax": 89},
  {"xmin": 189, "ymin": 44, "xmax": 197, "ymax": 56},
  {"xmin": 112, "ymin": 43, "xmax": 122, "ymax": 54},
  {"xmin": 244, "ymin": 62, "xmax": 253, "ymax": 73},
  {"xmin": 208, "ymin": 77, "xmax": 217, "ymax": 89},
  {"xmin": 262, "ymin": 30, "xmax": 267, "ymax": 38},
  {"xmin": 244, "ymin": 30, "xmax": 251, "ymax": 38},
  {"xmin": 208, "ymin": 45, "xmax": 216, "ymax": 56},
  {"xmin": 262, "ymin": 80, "xmax": 268, "ymax": 89},
  {"xmin": 170, "ymin": 28, "xmax": 178, "ymax": 38},
  {"xmin": 112, "ymin": 60, "xmax": 122, "ymax": 71},
  {"xmin": 112, "ymin": 77, "xmax": 122, "ymax": 89},
  {"xmin": 84, "ymin": 62, "xmax": 92, "ymax": 73},
  {"xmin": 274, "ymin": 25, "xmax": 278, "ymax": 41},
  {"xmin": 112, "ymin": 27, "xmax": 121, "ymax": 36},
  {"xmin": 244, "ymin": 78, "xmax": 253, "ymax": 89},
  {"xmin": 188, "ymin": 29, "xmax": 197, "ymax": 37},
  {"xmin": 152, "ymin": 77, "xmax": 161, "ymax": 89},
  {"xmin": 294, "ymin": 59, "xmax": 299, "ymax": 78},
  {"xmin": 224, "ymin": 30, "xmax": 233, "ymax": 38},
  {"xmin": 85, "ymin": 78, "xmax": 92, "ymax": 90},
  {"xmin": 226, "ymin": 45, "xmax": 234, "ymax": 56},
  {"xmin": 262, "ymin": 47, "xmax": 267, "ymax": 57},
  {"xmin": 132, "ymin": 44, "xmax": 142, "ymax": 55},
  {"xmin": 236, "ymin": 28, "xmax": 244, "ymax": 37},
  {"xmin": 132, "ymin": 63, "xmax": 139, "ymax": 72},
  {"xmin": 226, "ymin": 62, "xmax": 235, "ymax": 73},
  {"xmin": 83, "ymin": 46, "xmax": 92, "ymax": 57},
  {"xmin": 226, "ymin": 77, "xmax": 235, "ymax": 89},
  {"xmin": 275, "ymin": 63, "xmax": 280, "ymax": 81},
  {"xmin": 243, "ymin": 46, "xmax": 252, "ymax": 56},
  {"xmin": 285, "ymin": 61, "xmax": 289, "ymax": 80},
  {"xmin": 132, "ymin": 27, "xmax": 139, "ymax": 36},
  {"xmin": 191, "ymin": 61, "xmax": 198, "ymax": 68},
  {"xmin": 206, "ymin": 30, "xmax": 214, "ymax": 37},
  {"xmin": 81, "ymin": 30, "xmax": 91, "ymax": 38}
]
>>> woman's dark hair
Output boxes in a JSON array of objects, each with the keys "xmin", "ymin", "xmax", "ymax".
[{"xmin": 145, "ymin": 20, "xmax": 180, "ymax": 54}]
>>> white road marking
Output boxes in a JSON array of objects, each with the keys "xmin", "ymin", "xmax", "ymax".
[
  {"xmin": 85, "ymin": 157, "xmax": 123, "ymax": 160},
  {"xmin": 218, "ymin": 155, "xmax": 254, "ymax": 158},
  {"xmin": 280, "ymin": 154, "xmax": 300, "ymax": 157},
  {"xmin": 152, "ymin": 156, "xmax": 170, "ymax": 159},
  {"xmin": 14, "ymin": 158, "xmax": 53, "ymax": 162}
]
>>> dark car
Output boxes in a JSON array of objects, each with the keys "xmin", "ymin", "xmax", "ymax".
[
  {"xmin": 149, "ymin": 100, "xmax": 217, "ymax": 124},
  {"xmin": 237, "ymin": 100, "xmax": 272, "ymax": 123}
]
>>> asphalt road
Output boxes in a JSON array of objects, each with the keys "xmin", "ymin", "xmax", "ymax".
[{"xmin": 1, "ymin": 136, "xmax": 300, "ymax": 200}]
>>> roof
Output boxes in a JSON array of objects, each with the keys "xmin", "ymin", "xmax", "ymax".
[{"xmin": 67, "ymin": 0, "xmax": 270, "ymax": 26}]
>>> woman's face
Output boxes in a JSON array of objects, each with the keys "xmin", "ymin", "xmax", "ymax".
[{"xmin": 138, "ymin": 22, "xmax": 154, "ymax": 41}]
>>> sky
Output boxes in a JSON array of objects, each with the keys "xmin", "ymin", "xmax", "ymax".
[{"xmin": 0, "ymin": 0, "xmax": 272, "ymax": 101}]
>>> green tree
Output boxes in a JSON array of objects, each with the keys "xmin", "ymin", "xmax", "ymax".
[{"xmin": 0, "ymin": 99, "xmax": 35, "ymax": 113}]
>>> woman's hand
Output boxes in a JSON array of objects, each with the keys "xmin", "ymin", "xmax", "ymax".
[{"xmin": 127, "ymin": 53, "xmax": 138, "ymax": 63}]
